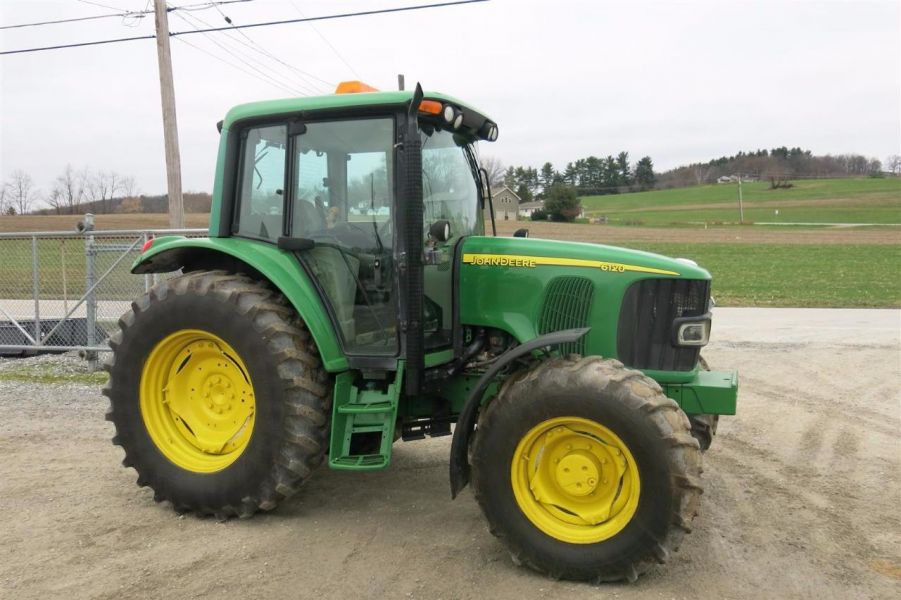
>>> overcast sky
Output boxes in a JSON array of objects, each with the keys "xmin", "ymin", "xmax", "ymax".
[{"xmin": 1, "ymin": 0, "xmax": 899, "ymax": 200}]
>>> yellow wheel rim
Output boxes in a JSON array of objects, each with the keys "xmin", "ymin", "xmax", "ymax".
[
  {"xmin": 140, "ymin": 329, "xmax": 255, "ymax": 473},
  {"xmin": 511, "ymin": 416, "xmax": 641, "ymax": 544}
]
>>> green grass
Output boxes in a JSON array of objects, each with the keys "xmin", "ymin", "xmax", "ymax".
[
  {"xmin": 581, "ymin": 177, "xmax": 901, "ymax": 224},
  {"xmin": 0, "ymin": 238, "xmax": 147, "ymax": 300},
  {"xmin": 631, "ymin": 243, "xmax": 901, "ymax": 307},
  {"xmin": 0, "ymin": 364, "xmax": 108, "ymax": 385}
]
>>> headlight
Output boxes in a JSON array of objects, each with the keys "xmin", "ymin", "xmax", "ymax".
[
  {"xmin": 673, "ymin": 317, "xmax": 710, "ymax": 346},
  {"xmin": 443, "ymin": 105, "xmax": 456, "ymax": 124}
]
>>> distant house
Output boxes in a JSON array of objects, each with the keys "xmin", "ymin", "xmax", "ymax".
[
  {"xmin": 718, "ymin": 174, "xmax": 758, "ymax": 184},
  {"xmin": 487, "ymin": 186, "xmax": 520, "ymax": 221},
  {"xmin": 518, "ymin": 201, "xmax": 544, "ymax": 218}
]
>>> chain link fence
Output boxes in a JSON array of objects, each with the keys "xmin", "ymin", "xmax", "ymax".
[{"xmin": 0, "ymin": 223, "xmax": 206, "ymax": 364}]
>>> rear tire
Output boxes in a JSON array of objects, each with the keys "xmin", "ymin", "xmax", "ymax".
[
  {"xmin": 471, "ymin": 356, "xmax": 702, "ymax": 582},
  {"xmin": 104, "ymin": 270, "xmax": 330, "ymax": 519}
]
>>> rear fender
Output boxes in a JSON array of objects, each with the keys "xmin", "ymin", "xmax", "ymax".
[{"xmin": 133, "ymin": 236, "xmax": 348, "ymax": 372}]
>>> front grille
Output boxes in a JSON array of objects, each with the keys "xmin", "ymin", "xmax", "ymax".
[
  {"xmin": 539, "ymin": 276, "xmax": 594, "ymax": 356},
  {"xmin": 617, "ymin": 278, "xmax": 710, "ymax": 371}
]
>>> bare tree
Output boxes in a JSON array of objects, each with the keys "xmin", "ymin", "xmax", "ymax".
[
  {"xmin": 763, "ymin": 163, "xmax": 793, "ymax": 189},
  {"xmin": 886, "ymin": 154, "xmax": 901, "ymax": 176},
  {"xmin": 51, "ymin": 164, "xmax": 85, "ymax": 215},
  {"xmin": 0, "ymin": 181, "xmax": 8, "ymax": 214},
  {"xmin": 87, "ymin": 170, "xmax": 124, "ymax": 213},
  {"xmin": 692, "ymin": 164, "xmax": 712, "ymax": 185},
  {"xmin": 867, "ymin": 158, "xmax": 883, "ymax": 176},
  {"xmin": 8, "ymin": 170, "xmax": 37, "ymax": 215},
  {"xmin": 480, "ymin": 155, "xmax": 506, "ymax": 188},
  {"xmin": 120, "ymin": 175, "xmax": 137, "ymax": 202}
]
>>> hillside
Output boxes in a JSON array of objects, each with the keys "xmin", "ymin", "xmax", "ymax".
[{"xmin": 579, "ymin": 177, "xmax": 901, "ymax": 225}]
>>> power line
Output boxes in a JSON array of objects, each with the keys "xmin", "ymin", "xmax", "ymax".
[
  {"xmin": 288, "ymin": 0, "xmax": 361, "ymax": 79},
  {"xmin": 0, "ymin": 1, "xmax": 490, "ymax": 56},
  {"xmin": 210, "ymin": 0, "xmax": 334, "ymax": 90},
  {"xmin": 173, "ymin": 36, "xmax": 299, "ymax": 96},
  {"xmin": 203, "ymin": 2, "xmax": 334, "ymax": 88},
  {"xmin": 174, "ymin": 6, "xmax": 328, "ymax": 94},
  {"xmin": 178, "ymin": 0, "xmax": 254, "ymax": 12},
  {"xmin": 75, "ymin": 0, "xmax": 129, "ymax": 11},
  {"xmin": 169, "ymin": 1, "xmax": 489, "ymax": 37},
  {"xmin": 0, "ymin": 0, "xmax": 252, "ymax": 30},
  {"xmin": 171, "ymin": 10, "xmax": 311, "ymax": 96},
  {"xmin": 0, "ymin": 12, "xmax": 146, "ymax": 31}
]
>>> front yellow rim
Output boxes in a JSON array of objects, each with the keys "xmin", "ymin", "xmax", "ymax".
[
  {"xmin": 511, "ymin": 416, "xmax": 641, "ymax": 544},
  {"xmin": 140, "ymin": 329, "xmax": 255, "ymax": 473}
]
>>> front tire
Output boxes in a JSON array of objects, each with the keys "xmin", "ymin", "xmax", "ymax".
[
  {"xmin": 471, "ymin": 357, "xmax": 702, "ymax": 582},
  {"xmin": 104, "ymin": 270, "xmax": 330, "ymax": 519}
]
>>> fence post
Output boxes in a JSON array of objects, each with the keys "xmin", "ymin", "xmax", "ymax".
[
  {"xmin": 32, "ymin": 236, "xmax": 40, "ymax": 345},
  {"xmin": 84, "ymin": 226, "xmax": 98, "ymax": 370}
]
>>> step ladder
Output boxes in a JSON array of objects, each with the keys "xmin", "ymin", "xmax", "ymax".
[{"xmin": 329, "ymin": 363, "xmax": 404, "ymax": 470}]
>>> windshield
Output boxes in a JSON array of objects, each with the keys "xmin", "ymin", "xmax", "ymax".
[{"xmin": 421, "ymin": 127, "xmax": 482, "ymax": 240}]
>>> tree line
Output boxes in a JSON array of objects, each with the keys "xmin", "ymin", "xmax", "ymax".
[
  {"xmin": 0, "ymin": 165, "xmax": 213, "ymax": 217},
  {"xmin": 493, "ymin": 147, "xmax": 899, "ymax": 206},
  {"xmin": 656, "ymin": 148, "xmax": 896, "ymax": 189},
  {"xmin": 500, "ymin": 152, "xmax": 656, "ymax": 203},
  {"xmin": 0, "ymin": 165, "xmax": 137, "ymax": 216}
]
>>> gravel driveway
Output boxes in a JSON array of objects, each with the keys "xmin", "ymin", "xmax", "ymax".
[{"xmin": 1, "ymin": 308, "xmax": 898, "ymax": 599}]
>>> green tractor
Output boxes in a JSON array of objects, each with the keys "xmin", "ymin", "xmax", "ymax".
[{"xmin": 105, "ymin": 81, "xmax": 737, "ymax": 582}]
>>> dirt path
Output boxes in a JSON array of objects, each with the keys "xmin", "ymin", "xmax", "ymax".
[
  {"xmin": 601, "ymin": 194, "xmax": 900, "ymax": 214},
  {"xmin": 0, "ymin": 308, "xmax": 899, "ymax": 599}
]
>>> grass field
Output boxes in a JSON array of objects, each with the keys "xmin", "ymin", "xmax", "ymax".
[
  {"xmin": 0, "ymin": 213, "xmax": 210, "ymax": 234},
  {"xmin": 626, "ymin": 243, "xmax": 900, "ymax": 307},
  {"xmin": 0, "ymin": 190, "xmax": 899, "ymax": 307},
  {"xmin": 580, "ymin": 177, "xmax": 901, "ymax": 225}
]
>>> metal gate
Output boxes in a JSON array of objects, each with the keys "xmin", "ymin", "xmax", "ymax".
[{"xmin": 0, "ymin": 225, "xmax": 206, "ymax": 360}]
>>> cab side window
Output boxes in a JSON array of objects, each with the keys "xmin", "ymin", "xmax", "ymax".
[{"xmin": 236, "ymin": 124, "xmax": 287, "ymax": 242}]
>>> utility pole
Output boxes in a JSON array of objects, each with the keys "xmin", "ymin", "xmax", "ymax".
[
  {"xmin": 154, "ymin": 0, "xmax": 184, "ymax": 229},
  {"xmin": 737, "ymin": 175, "xmax": 744, "ymax": 223}
]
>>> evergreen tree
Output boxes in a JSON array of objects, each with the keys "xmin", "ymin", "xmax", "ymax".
[
  {"xmin": 602, "ymin": 156, "xmax": 619, "ymax": 193},
  {"xmin": 515, "ymin": 183, "xmax": 533, "ymax": 203},
  {"xmin": 634, "ymin": 156, "xmax": 656, "ymax": 190},
  {"xmin": 616, "ymin": 151, "xmax": 632, "ymax": 186},
  {"xmin": 540, "ymin": 162, "xmax": 556, "ymax": 191},
  {"xmin": 543, "ymin": 184, "xmax": 581, "ymax": 222}
]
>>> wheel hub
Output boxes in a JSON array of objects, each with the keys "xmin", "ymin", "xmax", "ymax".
[
  {"xmin": 511, "ymin": 417, "xmax": 641, "ymax": 544},
  {"xmin": 554, "ymin": 452, "xmax": 600, "ymax": 496},
  {"xmin": 140, "ymin": 330, "xmax": 256, "ymax": 473}
]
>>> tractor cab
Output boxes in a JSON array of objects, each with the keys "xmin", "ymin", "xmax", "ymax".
[{"xmin": 216, "ymin": 82, "xmax": 496, "ymax": 389}]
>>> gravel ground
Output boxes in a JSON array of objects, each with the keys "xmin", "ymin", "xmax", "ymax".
[{"xmin": 1, "ymin": 308, "xmax": 899, "ymax": 599}]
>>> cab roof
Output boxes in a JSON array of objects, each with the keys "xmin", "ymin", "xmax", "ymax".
[{"xmin": 222, "ymin": 90, "xmax": 494, "ymax": 131}]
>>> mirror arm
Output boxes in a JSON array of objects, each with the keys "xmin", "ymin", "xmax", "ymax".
[{"xmin": 479, "ymin": 167, "xmax": 496, "ymax": 236}]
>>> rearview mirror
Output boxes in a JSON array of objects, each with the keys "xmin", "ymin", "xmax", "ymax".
[{"xmin": 429, "ymin": 219, "xmax": 451, "ymax": 242}]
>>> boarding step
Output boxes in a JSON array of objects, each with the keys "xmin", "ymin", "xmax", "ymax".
[
  {"xmin": 329, "ymin": 364, "xmax": 404, "ymax": 471},
  {"xmin": 336, "ymin": 401, "xmax": 394, "ymax": 415}
]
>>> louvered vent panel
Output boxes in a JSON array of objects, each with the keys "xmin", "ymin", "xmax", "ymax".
[{"xmin": 538, "ymin": 276, "xmax": 594, "ymax": 356}]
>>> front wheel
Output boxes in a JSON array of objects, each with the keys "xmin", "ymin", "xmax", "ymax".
[{"xmin": 471, "ymin": 357, "xmax": 702, "ymax": 582}]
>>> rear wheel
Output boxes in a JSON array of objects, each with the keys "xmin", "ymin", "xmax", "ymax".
[
  {"xmin": 471, "ymin": 357, "xmax": 702, "ymax": 582},
  {"xmin": 104, "ymin": 270, "xmax": 330, "ymax": 518}
]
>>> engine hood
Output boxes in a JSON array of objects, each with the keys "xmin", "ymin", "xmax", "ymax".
[{"xmin": 460, "ymin": 236, "xmax": 711, "ymax": 280}]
